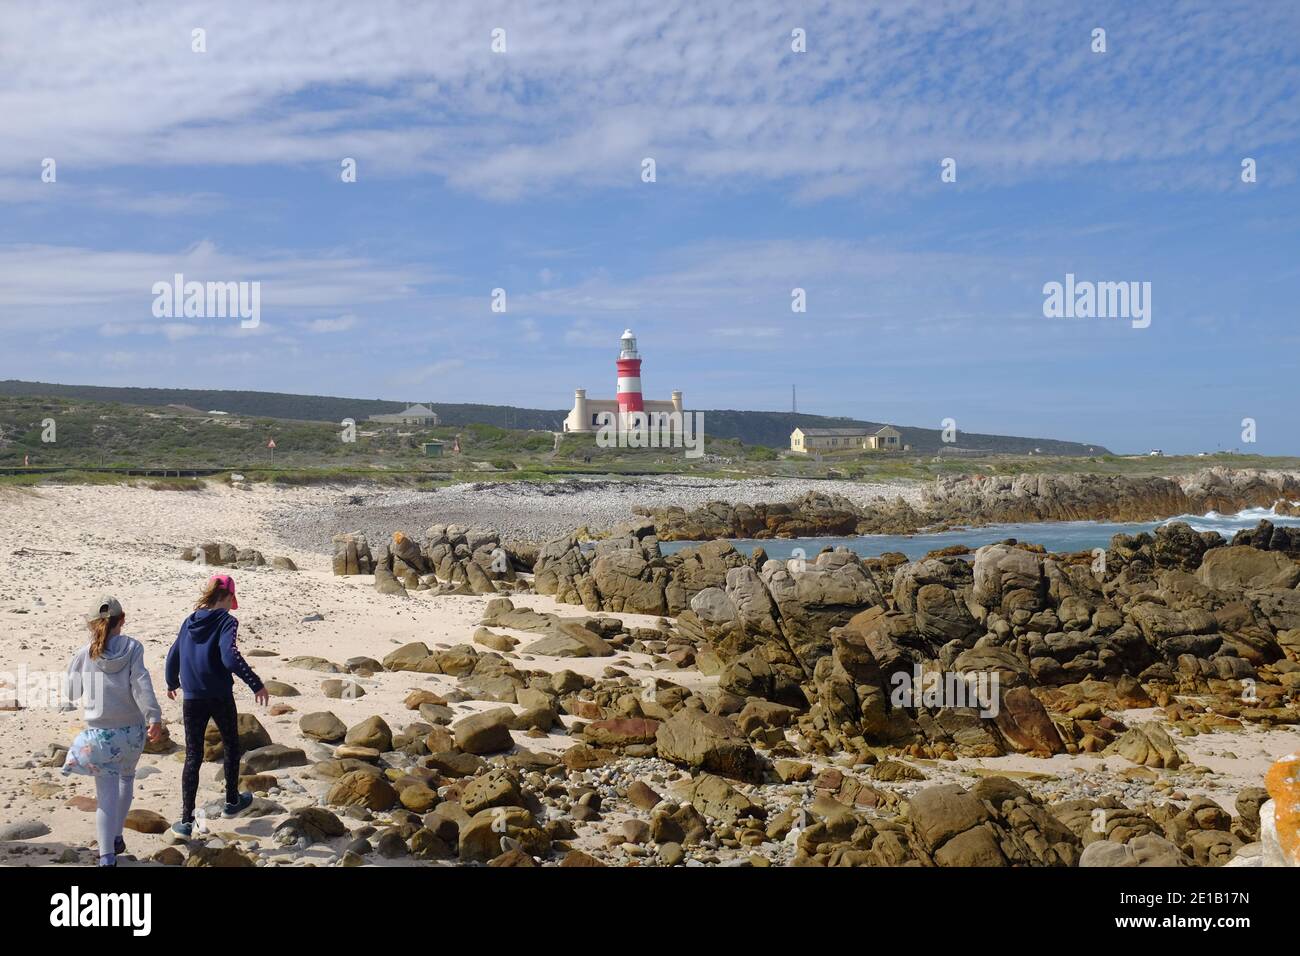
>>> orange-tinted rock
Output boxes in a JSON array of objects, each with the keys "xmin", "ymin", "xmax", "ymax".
[{"xmin": 1264, "ymin": 750, "xmax": 1300, "ymax": 865}]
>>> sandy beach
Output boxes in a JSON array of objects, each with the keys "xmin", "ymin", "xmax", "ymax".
[{"xmin": 1, "ymin": 481, "xmax": 1295, "ymax": 867}]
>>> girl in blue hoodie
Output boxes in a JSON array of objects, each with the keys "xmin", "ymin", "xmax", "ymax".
[
  {"xmin": 164, "ymin": 574, "xmax": 268, "ymax": 836},
  {"xmin": 63, "ymin": 596, "xmax": 165, "ymax": 866}
]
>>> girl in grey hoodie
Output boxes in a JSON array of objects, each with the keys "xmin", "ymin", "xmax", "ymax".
[{"xmin": 62, "ymin": 596, "xmax": 164, "ymax": 867}]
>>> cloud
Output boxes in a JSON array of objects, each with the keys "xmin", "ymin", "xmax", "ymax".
[
  {"xmin": 304, "ymin": 315, "xmax": 359, "ymax": 333},
  {"xmin": 1, "ymin": 1, "xmax": 1295, "ymax": 201},
  {"xmin": 516, "ymin": 318, "xmax": 542, "ymax": 342},
  {"xmin": 0, "ymin": 241, "xmax": 432, "ymax": 331}
]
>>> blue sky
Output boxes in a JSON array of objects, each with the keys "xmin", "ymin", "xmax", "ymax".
[{"xmin": 1, "ymin": 0, "xmax": 1298, "ymax": 453}]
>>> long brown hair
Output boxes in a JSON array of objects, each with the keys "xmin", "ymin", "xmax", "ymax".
[
  {"xmin": 88, "ymin": 615, "xmax": 124, "ymax": 659},
  {"xmin": 195, "ymin": 579, "xmax": 232, "ymax": 610}
]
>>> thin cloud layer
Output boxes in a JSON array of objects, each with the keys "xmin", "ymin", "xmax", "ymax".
[{"xmin": 1, "ymin": 1, "xmax": 1295, "ymax": 198}]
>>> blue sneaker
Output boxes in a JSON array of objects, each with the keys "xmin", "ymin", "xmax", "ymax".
[
  {"xmin": 114, "ymin": 836, "xmax": 126, "ymax": 856},
  {"xmin": 223, "ymin": 793, "xmax": 254, "ymax": 818},
  {"xmin": 98, "ymin": 855, "xmax": 116, "ymax": 867},
  {"xmin": 170, "ymin": 821, "xmax": 194, "ymax": 838}
]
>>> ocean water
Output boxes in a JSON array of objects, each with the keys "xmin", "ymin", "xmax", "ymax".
[{"xmin": 657, "ymin": 507, "xmax": 1300, "ymax": 562}]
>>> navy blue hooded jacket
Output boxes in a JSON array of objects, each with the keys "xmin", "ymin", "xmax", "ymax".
[{"xmin": 165, "ymin": 608, "xmax": 263, "ymax": 698}]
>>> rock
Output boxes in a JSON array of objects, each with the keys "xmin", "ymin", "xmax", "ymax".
[
  {"xmin": 993, "ymin": 687, "xmax": 1065, "ymax": 755},
  {"xmin": 332, "ymin": 532, "xmax": 374, "ymax": 576},
  {"xmin": 660, "ymin": 842, "xmax": 685, "ymax": 865},
  {"xmin": 404, "ymin": 689, "xmax": 447, "ymax": 710},
  {"xmin": 344, "ymin": 715, "xmax": 393, "ymax": 752},
  {"xmin": 522, "ymin": 620, "xmax": 614, "ymax": 658},
  {"xmin": 559, "ymin": 849, "xmax": 606, "ymax": 867},
  {"xmin": 685, "ymin": 773, "xmax": 765, "ymax": 825},
  {"xmin": 262, "ymin": 680, "xmax": 299, "ymax": 698},
  {"xmin": 655, "ymin": 709, "xmax": 762, "ymax": 781},
  {"xmin": 1107, "ymin": 723, "xmax": 1184, "ymax": 769},
  {"xmin": 334, "ymin": 745, "xmax": 381, "ymax": 761},
  {"xmin": 1197, "ymin": 546, "xmax": 1300, "ymax": 591},
  {"xmin": 583, "ymin": 717, "xmax": 660, "ymax": 748},
  {"xmin": 562, "ymin": 745, "xmax": 616, "ymax": 772},
  {"xmin": 240, "ymin": 744, "xmax": 308, "ymax": 774},
  {"xmin": 321, "ymin": 679, "xmax": 366, "ymax": 700},
  {"xmin": 384, "ymin": 642, "xmax": 432, "ymax": 671},
  {"xmin": 399, "ymin": 783, "xmax": 439, "ymax": 813},
  {"xmin": 203, "ymin": 712, "xmax": 272, "ymax": 761},
  {"xmin": 123, "ymin": 809, "xmax": 169, "ymax": 834},
  {"xmin": 418, "ymin": 702, "xmax": 454, "ymax": 725},
  {"xmin": 872, "ymin": 759, "xmax": 927, "ymax": 782},
  {"xmin": 273, "ymin": 807, "xmax": 346, "ymax": 847},
  {"xmin": 185, "ymin": 846, "xmax": 256, "ymax": 868},
  {"xmin": 327, "ymin": 770, "xmax": 398, "ymax": 811},
  {"xmin": 1262, "ymin": 750, "xmax": 1300, "ymax": 866},
  {"xmin": 460, "ymin": 769, "xmax": 523, "ymax": 815},
  {"xmin": 489, "ymin": 848, "xmax": 537, "ymax": 866},
  {"xmin": 452, "ymin": 708, "xmax": 516, "ymax": 755},
  {"xmin": 626, "ymin": 780, "xmax": 662, "ymax": 810},
  {"xmin": 0, "ymin": 821, "xmax": 50, "ymax": 841},
  {"xmin": 300, "ymin": 712, "xmax": 347, "ymax": 743},
  {"xmin": 1080, "ymin": 834, "xmax": 1188, "ymax": 867},
  {"xmin": 775, "ymin": 760, "xmax": 814, "ymax": 783},
  {"xmin": 374, "ymin": 568, "xmax": 409, "ymax": 596},
  {"xmin": 409, "ymin": 828, "xmax": 455, "ymax": 861},
  {"xmin": 474, "ymin": 627, "xmax": 518, "ymax": 652},
  {"xmin": 283, "ymin": 655, "xmax": 340, "ymax": 672},
  {"xmin": 152, "ymin": 847, "xmax": 185, "ymax": 866},
  {"xmin": 459, "ymin": 807, "xmax": 549, "ymax": 863}
]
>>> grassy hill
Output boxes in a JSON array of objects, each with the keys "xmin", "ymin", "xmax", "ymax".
[{"xmin": 0, "ymin": 380, "xmax": 1108, "ymax": 455}]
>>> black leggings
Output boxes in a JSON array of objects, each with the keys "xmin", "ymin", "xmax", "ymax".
[{"xmin": 181, "ymin": 695, "xmax": 240, "ymax": 823}]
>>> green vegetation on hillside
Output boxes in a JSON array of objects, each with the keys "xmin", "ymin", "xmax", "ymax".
[
  {"xmin": 4, "ymin": 394, "xmax": 1294, "ymax": 489},
  {"xmin": 0, "ymin": 380, "xmax": 1108, "ymax": 454}
]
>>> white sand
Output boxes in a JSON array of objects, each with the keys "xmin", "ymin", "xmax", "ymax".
[{"xmin": 0, "ymin": 483, "xmax": 683, "ymax": 864}]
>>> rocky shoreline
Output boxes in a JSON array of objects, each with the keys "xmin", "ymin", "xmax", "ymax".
[
  {"xmin": 4, "ymin": 479, "xmax": 1298, "ymax": 869},
  {"xmin": 644, "ymin": 467, "xmax": 1300, "ymax": 540},
  {"xmin": 267, "ymin": 476, "xmax": 924, "ymax": 553},
  {"xmin": 281, "ymin": 503, "xmax": 1300, "ymax": 867}
]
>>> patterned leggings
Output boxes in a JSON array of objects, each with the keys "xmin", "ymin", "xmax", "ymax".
[{"xmin": 181, "ymin": 695, "xmax": 240, "ymax": 823}]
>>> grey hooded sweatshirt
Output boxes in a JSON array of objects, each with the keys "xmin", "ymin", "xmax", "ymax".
[{"xmin": 64, "ymin": 634, "xmax": 163, "ymax": 729}]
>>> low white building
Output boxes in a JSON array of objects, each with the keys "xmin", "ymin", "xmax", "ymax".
[
  {"xmin": 369, "ymin": 404, "xmax": 440, "ymax": 426},
  {"xmin": 563, "ymin": 390, "xmax": 684, "ymax": 433}
]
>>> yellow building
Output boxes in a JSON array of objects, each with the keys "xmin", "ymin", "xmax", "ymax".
[
  {"xmin": 790, "ymin": 425, "xmax": 904, "ymax": 453},
  {"xmin": 864, "ymin": 425, "xmax": 902, "ymax": 450}
]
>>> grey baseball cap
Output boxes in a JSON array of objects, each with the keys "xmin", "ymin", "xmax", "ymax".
[{"xmin": 88, "ymin": 596, "xmax": 124, "ymax": 621}]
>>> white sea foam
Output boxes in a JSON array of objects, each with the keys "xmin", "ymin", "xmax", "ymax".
[{"xmin": 1158, "ymin": 505, "xmax": 1300, "ymax": 536}]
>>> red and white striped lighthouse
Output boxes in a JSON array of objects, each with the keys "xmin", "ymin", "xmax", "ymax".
[{"xmin": 616, "ymin": 328, "xmax": 644, "ymax": 420}]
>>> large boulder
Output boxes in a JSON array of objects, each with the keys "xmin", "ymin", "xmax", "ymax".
[
  {"xmin": 459, "ymin": 806, "xmax": 550, "ymax": 863},
  {"xmin": 654, "ymin": 709, "xmax": 762, "ymax": 781},
  {"xmin": 299, "ymin": 712, "xmax": 347, "ymax": 743},
  {"xmin": 383, "ymin": 642, "xmax": 431, "ymax": 671},
  {"xmin": 203, "ymin": 712, "xmax": 271, "ymax": 761},
  {"xmin": 521, "ymin": 619, "xmax": 613, "ymax": 658},
  {"xmin": 1079, "ymin": 834, "xmax": 1187, "ymax": 867},
  {"xmin": 326, "ymin": 770, "xmax": 397, "ymax": 811},
  {"xmin": 972, "ymin": 544, "xmax": 1046, "ymax": 615},
  {"xmin": 590, "ymin": 549, "xmax": 668, "ymax": 615},
  {"xmin": 1197, "ymin": 546, "xmax": 1300, "ymax": 592},
  {"xmin": 992, "ymin": 687, "xmax": 1065, "ymax": 755},
  {"xmin": 452, "ymin": 708, "xmax": 516, "ymax": 755},
  {"xmin": 344, "ymin": 715, "xmax": 393, "ymax": 752}
]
